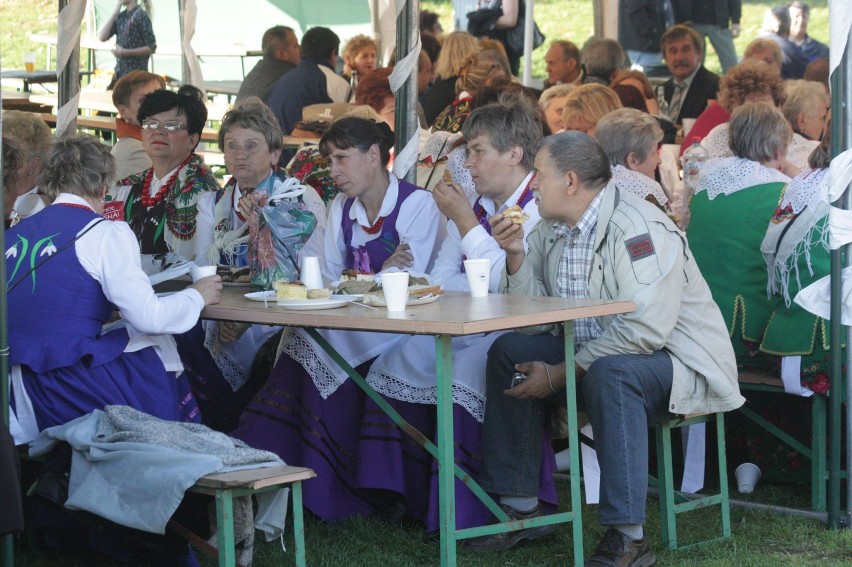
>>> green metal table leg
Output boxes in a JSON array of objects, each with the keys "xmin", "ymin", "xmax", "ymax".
[
  {"xmin": 291, "ymin": 482, "xmax": 307, "ymax": 567},
  {"xmin": 215, "ymin": 489, "xmax": 236, "ymax": 567},
  {"xmin": 435, "ymin": 334, "xmax": 457, "ymax": 567},
  {"xmin": 563, "ymin": 322, "xmax": 584, "ymax": 566}
]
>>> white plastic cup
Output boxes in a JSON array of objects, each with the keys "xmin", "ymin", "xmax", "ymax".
[
  {"xmin": 381, "ymin": 271, "xmax": 409, "ymax": 311},
  {"xmin": 300, "ymin": 256, "xmax": 324, "ymax": 290},
  {"xmin": 24, "ymin": 53, "xmax": 36, "ymax": 73},
  {"xmin": 735, "ymin": 462, "xmax": 761, "ymax": 494},
  {"xmin": 190, "ymin": 265, "xmax": 217, "ymax": 282},
  {"xmin": 463, "ymin": 258, "xmax": 491, "ymax": 297}
]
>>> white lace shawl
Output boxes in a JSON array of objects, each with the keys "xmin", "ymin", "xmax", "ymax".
[
  {"xmin": 611, "ymin": 164, "xmax": 669, "ymax": 205},
  {"xmin": 696, "ymin": 156, "xmax": 790, "ymax": 199}
]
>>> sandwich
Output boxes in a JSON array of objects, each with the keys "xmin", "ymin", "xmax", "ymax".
[{"xmin": 502, "ymin": 205, "xmax": 530, "ymax": 224}]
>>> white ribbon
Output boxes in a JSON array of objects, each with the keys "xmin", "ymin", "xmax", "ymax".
[
  {"xmin": 56, "ymin": 90, "xmax": 81, "ymax": 138},
  {"xmin": 795, "ymin": 266, "xmax": 852, "ymax": 325},
  {"xmin": 829, "ymin": 0, "xmax": 852, "ymax": 82},
  {"xmin": 387, "ymin": 0, "xmax": 420, "ymax": 180},
  {"xmin": 56, "ymin": 0, "xmax": 86, "ymax": 137}
]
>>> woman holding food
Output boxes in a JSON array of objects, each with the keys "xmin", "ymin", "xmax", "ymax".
[
  {"xmin": 174, "ymin": 98, "xmax": 327, "ymax": 432},
  {"xmin": 232, "ymin": 116, "xmax": 444, "ymax": 522}
]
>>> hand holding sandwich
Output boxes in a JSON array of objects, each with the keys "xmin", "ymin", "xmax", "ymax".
[
  {"xmin": 433, "ymin": 173, "xmax": 478, "ymax": 238},
  {"xmin": 489, "ymin": 209, "xmax": 526, "ymax": 275}
]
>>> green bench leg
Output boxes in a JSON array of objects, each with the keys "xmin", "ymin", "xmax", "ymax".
[
  {"xmin": 655, "ymin": 413, "xmax": 730, "ymax": 551},
  {"xmin": 215, "ymin": 490, "xmax": 237, "ymax": 567},
  {"xmin": 292, "ymin": 482, "xmax": 307, "ymax": 567}
]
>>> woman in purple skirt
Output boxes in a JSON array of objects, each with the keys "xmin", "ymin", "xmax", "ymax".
[{"xmin": 232, "ymin": 117, "xmax": 448, "ymax": 524}]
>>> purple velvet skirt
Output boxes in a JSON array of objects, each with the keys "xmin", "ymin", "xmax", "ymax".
[{"xmin": 232, "ymin": 352, "xmax": 559, "ymax": 532}]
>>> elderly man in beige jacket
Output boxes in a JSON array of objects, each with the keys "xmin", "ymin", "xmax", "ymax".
[{"xmin": 467, "ymin": 131, "xmax": 744, "ymax": 565}]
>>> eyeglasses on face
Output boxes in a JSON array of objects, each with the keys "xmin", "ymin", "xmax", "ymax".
[{"xmin": 141, "ymin": 119, "xmax": 187, "ymax": 132}]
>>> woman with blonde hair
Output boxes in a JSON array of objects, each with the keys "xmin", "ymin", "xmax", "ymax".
[
  {"xmin": 1, "ymin": 110, "xmax": 52, "ymax": 221},
  {"xmin": 538, "ymin": 83, "xmax": 575, "ymax": 134},
  {"xmin": 431, "ymin": 52, "xmax": 508, "ymax": 133},
  {"xmin": 781, "ymin": 79, "xmax": 830, "ymax": 141},
  {"xmin": 423, "ymin": 31, "xmax": 478, "ymax": 125},
  {"xmin": 560, "ymin": 83, "xmax": 622, "ymax": 136},
  {"xmin": 342, "ymin": 34, "xmax": 379, "ymax": 89}
]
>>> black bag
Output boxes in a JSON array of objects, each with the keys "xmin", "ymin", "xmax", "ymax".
[{"xmin": 467, "ymin": 1, "xmax": 544, "ymax": 59}]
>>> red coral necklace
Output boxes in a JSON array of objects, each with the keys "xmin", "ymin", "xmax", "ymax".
[{"xmin": 140, "ymin": 155, "xmax": 193, "ymax": 207}]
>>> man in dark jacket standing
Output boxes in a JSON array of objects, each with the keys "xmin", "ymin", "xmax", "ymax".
[
  {"xmin": 672, "ymin": 0, "xmax": 741, "ymax": 73},
  {"xmin": 618, "ymin": 0, "xmax": 674, "ymax": 72},
  {"xmin": 660, "ymin": 25, "xmax": 720, "ymax": 126}
]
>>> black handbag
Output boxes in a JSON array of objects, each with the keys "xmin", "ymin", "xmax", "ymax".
[{"xmin": 467, "ymin": 1, "xmax": 545, "ymax": 58}]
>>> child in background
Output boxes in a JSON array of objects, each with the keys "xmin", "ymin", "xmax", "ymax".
[{"xmin": 98, "ymin": 0, "xmax": 157, "ymax": 89}]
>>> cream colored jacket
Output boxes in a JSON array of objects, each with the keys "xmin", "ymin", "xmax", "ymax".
[{"xmin": 502, "ymin": 182, "xmax": 744, "ymax": 415}]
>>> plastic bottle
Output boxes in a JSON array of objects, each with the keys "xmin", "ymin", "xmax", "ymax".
[{"xmin": 681, "ymin": 137, "xmax": 709, "ymax": 192}]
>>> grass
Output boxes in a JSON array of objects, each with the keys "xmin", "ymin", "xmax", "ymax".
[
  {"xmin": 13, "ymin": 476, "xmax": 852, "ymax": 566},
  {"xmin": 0, "ymin": 1, "xmax": 831, "ymax": 86}
]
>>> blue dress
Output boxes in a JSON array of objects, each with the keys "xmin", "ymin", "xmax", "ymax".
[{"xmin": 6, "ymin": 204, "xmax": 199, "ymax": 432}]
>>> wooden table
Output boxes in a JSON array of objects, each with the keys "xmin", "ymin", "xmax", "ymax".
[
  {"xmin": 203, "ymin": 289, "xmax": 635, "ymax": 566},
  {"xmin": 0, "ymin": 70, "xmax": 57, "ymax": 92},
  {"xmin": 28, "ymin": 91, "xmax": 228, "ymax": 123}
]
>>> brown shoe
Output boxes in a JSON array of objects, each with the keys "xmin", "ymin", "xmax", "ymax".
[
  {"xmin": 465, "ymin": 503, "xmax": 555, "ymax": 552},
  {"xmin": 585, "ymin": 528, "xmax": 656, "ymax": 566}
]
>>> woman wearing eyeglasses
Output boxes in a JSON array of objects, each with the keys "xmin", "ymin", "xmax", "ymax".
[{"xmin": 113, "ymin": 85, "xmax": 219, "ymax": 257}]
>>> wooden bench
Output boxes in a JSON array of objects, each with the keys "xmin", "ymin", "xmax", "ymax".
[
  {"xmin": 737, "ymin": 371, "xmax": 829, "ymax": 512},
  {"xmin": 36, "ymin": 113, "xmax": 220, "ymax": 144},
  {"xmin": 182, "ymin": 465, "xmax": 316, "ymax": 567}
]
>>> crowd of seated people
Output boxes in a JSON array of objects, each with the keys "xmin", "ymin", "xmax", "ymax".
[{"xmin": 4, "ymin": 3, "xmax": 839, "ymax": 565}]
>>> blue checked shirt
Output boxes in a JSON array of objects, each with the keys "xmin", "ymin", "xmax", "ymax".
[{"xmin": 552, "ymin": 191, "xmax": 605, "ymax": 351}]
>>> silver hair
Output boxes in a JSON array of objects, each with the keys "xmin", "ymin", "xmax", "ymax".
[
  {"xmin": 218, "ymin": 97, "xmax": 284, "ymax": 152},
  {"xmin": 38, "ymin": 134, "xmax": 115, "ymax": 201},
  {"xmin": 781, "ymin": 79, "xmax": 830, "ymax": 131},
  {"xmin": 594, "ymin": 108, "xmax": 663, "ymax": 166},
  {"xmin": 462, "ymin": 92, "xmax": 543, "ymax": 171},
  {"xmin": 541, "ymin": 131, "xmax": 611, "ymax": 190},
  {"xmin": 539, "ymin": 84, "xmax": 576, "ymax": 112},
  {"xmin": 728, "ymin": 102, "xmax": 792, "ymax": 164}
]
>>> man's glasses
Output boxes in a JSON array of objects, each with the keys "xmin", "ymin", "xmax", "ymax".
[{"xmin": 141, "ymin": 119, "xmax": 187, "ymax": 132}]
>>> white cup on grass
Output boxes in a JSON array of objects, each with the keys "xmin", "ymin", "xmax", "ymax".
[
  {"xmin": 463, "ymin": 258, "xmax": 491, "ymax": 297},
  {"xmin": 735, "ymin": 462, "xmax": 761, "ymax": 494},
  {"xmin": 190, "ymin": 265, "xmax": 217, "ymax": 282},
  {"xmin": 381, "ymin": 271, "xmax": 409, "ymax": 311}
]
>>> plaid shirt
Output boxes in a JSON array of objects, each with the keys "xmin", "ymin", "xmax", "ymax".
[{"xmin": 552, "ymin": 191, "xmax": 605, "ymax": 351}]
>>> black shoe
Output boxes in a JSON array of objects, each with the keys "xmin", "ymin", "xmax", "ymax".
[
  {"xmin": 465, "ymin": 503, "xmax": 555, "ymax": 552},
  {"xmin": 585, "ymin": 528, "xmax": 656, "ymax": 566}
]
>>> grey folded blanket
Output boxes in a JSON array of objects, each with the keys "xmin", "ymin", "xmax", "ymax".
[{"xmin": 96, "ymin": 405, "xmax": 281, "ymax": 467}]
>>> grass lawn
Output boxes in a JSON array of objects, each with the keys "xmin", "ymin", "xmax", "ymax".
[
  {"xmin": 14, "ymin": 477, "xmax": 852, "ymax": 566},
  {"xmin": 0, "ymin": 1, "xmax": 830, "ymax": 84}
]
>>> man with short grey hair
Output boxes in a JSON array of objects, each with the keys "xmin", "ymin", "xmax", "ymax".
[
  {"xmin": 467, "ymin": 131, "xmax": 743, "ymax": 562},
  {"xmin": 236, "ymin": 26, "xmax": 300, "ymax": 103},
  {"xmin": 580, "ymin": 38, "xmax": 627, "ymax": 85}
]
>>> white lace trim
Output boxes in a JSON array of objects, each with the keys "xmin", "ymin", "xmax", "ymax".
[
  {"xmin": 611, "ymin": 165, "xmax": 669, "ymax": 205},
  {"xmin": 697, "ymin": 157, "xmax": 790, "ymax": 199},
  {"xmin": 279, "ymin": 328, "xmax": 347, "ymax": 398},
  {"xmin": 787, "ymin": 134, "xmax": 819, "ymax": 171},
  {"xmin": 202, "ymin": 320, "xmax": 249, "ymax": 391},
  {"xmin": 366, "ymin": 369, "xmax": 486, "ymax": 423},
  {"xmin": 701, "ymin": 123, "xmax": 816, "ymax": 171},
  {"xmin": 781, "ymin": 168, "xmax": 829, "ymax": 213}
]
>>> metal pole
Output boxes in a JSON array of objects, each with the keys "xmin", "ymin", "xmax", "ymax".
[
  {"xmin": 828, "ymin": 28, "xmax": 850, "ymax": 531},
  {"xmin": 394, "ymin": 0, "xmax": 419, "ymax": 183},
  {"xmin": 178, "ymin": 0, "xmax": 189, "ymax": 85},
  {"xmin": 521, "ymin": 0, "xmax": 534, "ymax": 86},
  {"xmin": 0, "ymin": 32, "xmax": 15, "ymax": 567},
  {"xmin": 57, "ymin": 0, "xmax": 79, "ymax": 136}
]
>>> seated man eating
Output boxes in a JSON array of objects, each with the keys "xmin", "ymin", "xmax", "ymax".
[{"xmin": 468, "ymin": 131, "xmax": 744, "ymax": 566}]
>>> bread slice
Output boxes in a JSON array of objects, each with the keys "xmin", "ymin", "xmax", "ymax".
[{"xmin": 407, "ymin": 283, "xmax": 443, "ymax": 299}]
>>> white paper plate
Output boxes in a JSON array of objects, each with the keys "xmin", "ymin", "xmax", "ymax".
[
  {"xmin": 244, "ymin": 290, "xmax": 276, "ymax": 302},
  {"xmin": 278, "ymin": 296, "xmax": 357, "ymax": 310}
]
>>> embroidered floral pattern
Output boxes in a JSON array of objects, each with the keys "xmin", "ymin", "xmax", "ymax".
[{"xmin": 5, "ymin": 232, "xmax": 60, "ymax": 292}]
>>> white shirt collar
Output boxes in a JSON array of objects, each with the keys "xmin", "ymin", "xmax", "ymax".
[{"xmin": 480, "ymin": 171, "xmax": 535, "ymax": 216}]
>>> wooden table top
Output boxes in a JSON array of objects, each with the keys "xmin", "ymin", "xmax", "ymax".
[{"xmin": 202, "ymin": 288, "xmax": 635, "ymax": 336}]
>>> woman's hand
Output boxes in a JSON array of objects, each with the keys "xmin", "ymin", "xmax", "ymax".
[
  {"xmin": 381, "ymin": 242, "xmax": 414, "ymax": 271},
  {"xmin": 190, "ymin": 275, "xmax": 223, "ymax": 306},
  {"xmin": 219, "ymin": 321, "xmax": 250, "ymax": 343},
  {"xmin": 237, "ymin": 191, "xmax": 255, "ymax": 220}
]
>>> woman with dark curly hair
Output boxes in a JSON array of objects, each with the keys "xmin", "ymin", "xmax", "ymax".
[
  {"xmin": 113, "ymin": 85, "xmax": 220, "ymax": 257},
  {"xmin": 680, "ymin": 58, "xmax": 785, "ymax": 156}
]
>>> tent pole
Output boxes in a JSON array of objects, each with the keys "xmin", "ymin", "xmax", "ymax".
[
  {"xmin": 828, "ymin": 23, "xmax": 851, "ymax": 531},
  {"xmin": 57, "ymin": 0, "xmax": 80, "ymax": 136},
  {"xmin": 394, "ymin": 0, "xmax": 419, "ymax": 183},
  {"xmin": 0, "ymin": 61, "xmax": 14, "ymax": 567}
]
